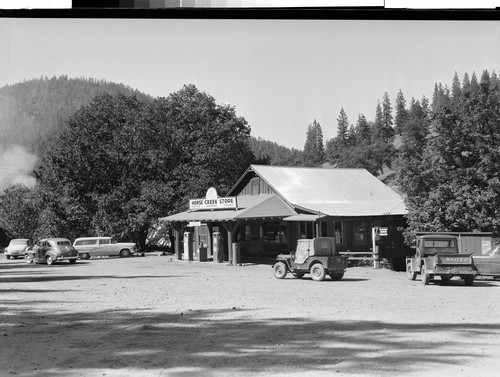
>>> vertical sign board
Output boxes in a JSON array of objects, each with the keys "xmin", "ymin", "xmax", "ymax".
[{"xmin": 372, "ymin": 227, "xmax": 388, "ymax": 268}]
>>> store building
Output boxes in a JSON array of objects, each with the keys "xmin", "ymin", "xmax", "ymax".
[{"xmin": 159, "ymin": 165, "xmax": 411, "ymax": 268}]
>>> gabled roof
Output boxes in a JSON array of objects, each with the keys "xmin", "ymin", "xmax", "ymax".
[
  {"xmin": 229, "ymin": 165, "xmax": 406, "ymax": 217},
  {"xmin": 159, "ymin": 194, "xmax": 297, "ymax": 222}
]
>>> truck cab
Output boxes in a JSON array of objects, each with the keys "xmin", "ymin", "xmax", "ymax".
[
  {"xmin": 273, "ymin": 237, "xmax": 348, "ymax": 281},
  {"xmin": 406, "ymin": 234, "xmax": 476, "ymax": 285}
]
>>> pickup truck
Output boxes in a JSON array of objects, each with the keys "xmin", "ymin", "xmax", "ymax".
[
  {"xmin": 273, "ymin": 237, "xmax": 348, "ymax": 282},
  {"xmin": 406, "ymin": 234, "xmax": 476, "ymax": 285}
]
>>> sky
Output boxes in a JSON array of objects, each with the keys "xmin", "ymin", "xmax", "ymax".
[{"xmin": 1, "ymin": 16, "xmax": 500, "ymax": 150}]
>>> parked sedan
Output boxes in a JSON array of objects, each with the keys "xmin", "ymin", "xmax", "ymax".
[
  {"xmin": 73, "ymin": 237, "xmax": 137, "ymax": 259},
  {"xmin": 473, "ymin": 243, "xmax": 500, "ymax": 277},
  {"xmin": 4, "ymin": 238, "xmax": 31, "ymax": 259},
  {"xmin": 25, "ymin": 238, "xmax": 78, "ymax": 265}
]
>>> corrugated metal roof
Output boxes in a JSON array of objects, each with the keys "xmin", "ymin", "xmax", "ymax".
[
  {"xmin": 248, "ymin": 165, "xmax": 406, "ymax": 216},
  {"xmin": 159, "ymin": 194, "xmax": 297, "ymax": 222}
]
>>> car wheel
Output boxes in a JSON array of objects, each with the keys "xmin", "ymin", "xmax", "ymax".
[
  {"xmin": 330, "ymin": 272, "xmax": 344, "ymax": 281},
  {"xmin": 25, "ymin": 254, "xmax": 33, "ymax": 264},
  {"xmin": 464, "ymin": 275, "xmax": 474, "ymax": 286},
  {"xmin": 119, "ymin": 249, "xmax": 130, "ymax": 258},
  {"xmin": 80, "ymin": 253, "xmax": 90, "ymax": 260},
  {"xmin": 406, "ymin": 261, "xmax": 417, "ymax": 280},
  {"xmin": 310, "ymin": 264, "xmax": 326, "ymax": 281},
  {"xmin": 421, "ymin": 264, "xmax": 430, "ymax": 285},
  {"xmin": 273, "ymin": 262, "xmax": 288, "ymax": 279},
  {"xmin": 6, "ymin": 255, "xmax": 10, "ymax": 260},
  {"xmin": 69, "ymin": 259, "xmax": 77, "ymax": 264},
  {"xmin": 46, "ymin": 255, "xmax": 54, "ymax": 265},
  {"xmin": 292, "ymin": 271, "xmax": 305, "ymax": 279}
]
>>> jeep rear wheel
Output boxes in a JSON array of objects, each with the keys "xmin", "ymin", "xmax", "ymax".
[
  {"xmin": 330, "ymin": 272, "xmax": 344, "ymax": 281},
  {"xmin": 310, "ymin": 264, "xmax": 326, "ymax": 281},
  {"xmin": 406, "ymin": 261, "xmax": 417, "ymax": 280},
  {"xmin": 273, "ymin": 262, "xmax": 288, "ymax": 279}
]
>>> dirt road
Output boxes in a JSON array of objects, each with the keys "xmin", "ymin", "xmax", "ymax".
[{"xmin": 1, "ymin": 254, "xmax": 499, "ymax": 377}]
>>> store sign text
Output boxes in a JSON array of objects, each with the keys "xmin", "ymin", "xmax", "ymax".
[{"xmin": 189, "ymin": 197, "xmax": 237, "ymax": 210}]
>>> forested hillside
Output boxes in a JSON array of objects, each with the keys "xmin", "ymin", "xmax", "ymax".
[
  {"xmin": 0, "ymin": 76, "xmax": 152, "ymax": 154},
  {"xmin": 0, "ymin": 76, "xmax": 297, "ymax": 165},
  {"xmin": 250, "ymin": 136, "xmax": 303, "ymax": 166}
]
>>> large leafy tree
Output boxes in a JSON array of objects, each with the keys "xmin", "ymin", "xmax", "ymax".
[
  {"xmin": 35, "ymin": 85, "xmax": 255, "ymax": 246},
  {"xmin": 0, "ymin": 184, "xmax": 42, "ymax": 239},
  {"xmin": 398, "ymin": 70, "xmax": 500, "ymax": 234}
]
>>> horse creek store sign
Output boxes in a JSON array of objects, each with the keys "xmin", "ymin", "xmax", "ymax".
[{"xmin": 189, "ymin": 196, "xmax": 237, "ymax": 210}]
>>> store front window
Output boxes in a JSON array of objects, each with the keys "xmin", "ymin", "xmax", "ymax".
[
  {"xmin": 263, "ymin": 221, "xmax": 287, "ymax": 244},
  {"xmin": 299, "ymin": 221, "xmax": 315, "ymax": 239},
  {"xmin": 354, "ymin": 220, "xmax": 365, "ymax": 245}
]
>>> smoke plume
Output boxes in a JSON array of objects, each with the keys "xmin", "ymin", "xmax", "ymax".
[{"xmin": 0, "ymin": 145, "xmax": 37, "ymax": 191}]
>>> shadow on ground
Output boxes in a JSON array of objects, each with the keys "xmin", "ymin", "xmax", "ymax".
[{"xmin": 1, "ymin": 304, "xmax": 498, "ymax": 376}]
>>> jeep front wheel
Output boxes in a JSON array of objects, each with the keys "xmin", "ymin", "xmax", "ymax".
[
  {"xmin": 273, "ymin": 262, "xmax": 288, "ymax": 279},
  {"xmin": 310, "ymin": 264, "xmax": 326, "ymax": 281},
  {"xmin": 330, "ymin": 272, "xmax": 344, "ymax": 281}
]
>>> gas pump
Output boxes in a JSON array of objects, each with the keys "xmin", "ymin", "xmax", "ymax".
[
  {"xmin": 183, "ymin": 232, "xmax": 193, "ymax": 261},
  {"xmin": 212, "ymin": 232, "xmax": 223, "ymax": 263}
]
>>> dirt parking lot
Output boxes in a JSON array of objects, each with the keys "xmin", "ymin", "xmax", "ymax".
[{"xmin": 1, "ymin": 253, "xmax": 499, "ymax": 377}]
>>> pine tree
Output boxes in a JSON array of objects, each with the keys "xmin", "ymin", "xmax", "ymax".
[
  {"xmin": 394, "ymin": 89, "xmax": 408, "ymax": 135},
  {"xmin": 303, "ymin": 119, "xmax": 325, "ymax": 167}
]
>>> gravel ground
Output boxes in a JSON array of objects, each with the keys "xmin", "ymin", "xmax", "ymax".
[{"xmin": 1, "ymin": 253, "xmax": 499, "ymax": 377}]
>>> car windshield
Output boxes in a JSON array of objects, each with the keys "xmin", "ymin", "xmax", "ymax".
[
  {"xmin": 486, "ymin": 245, "xmax": 500, "ymax": 256},
  {"xmin": 57, "ymin": 241, "xmax": 71, "ymax": 246},
  {"xmin": 424, "ymin": 239, "xmax": 455, "ymax": 248}
]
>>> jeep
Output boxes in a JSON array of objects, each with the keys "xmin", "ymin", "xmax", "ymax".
[{"xmin": 273, "ymin": 237, "xmax": 348, "ymax": 281}]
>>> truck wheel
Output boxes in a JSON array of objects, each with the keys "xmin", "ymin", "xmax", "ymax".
[
  {"xmin": 310, "ymin": 264, "xmax": 326, "ymax": 281},
  {"xmin": 464, "ymin": 275, "xmax": 474, "ymax": 286},
  {"xmin": 406, "ymin": 261, "xmax": 417, "ymax": 280},
  {"xmin": 330, "ymin": 272, "xmax": 344, "ymax": 281},
  {"xmin": 273, "ymin": 262, "xmax": 288, "ymax": 279},
  {"xmin": 421, "ymin": 264, "xmax": 430, "ymax": 285},
  {"xmin": 440, "ymin": 275, "xmax": 451, "ymax": 283}
]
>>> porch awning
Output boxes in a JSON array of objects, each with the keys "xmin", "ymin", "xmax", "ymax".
[
  {"xmin": 159, "ymin": 194, "xmax": 297, "ymax": 223},
  {"xmin": 283, "ymin": 214, "xmax": 327, "ymax": 222}
]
